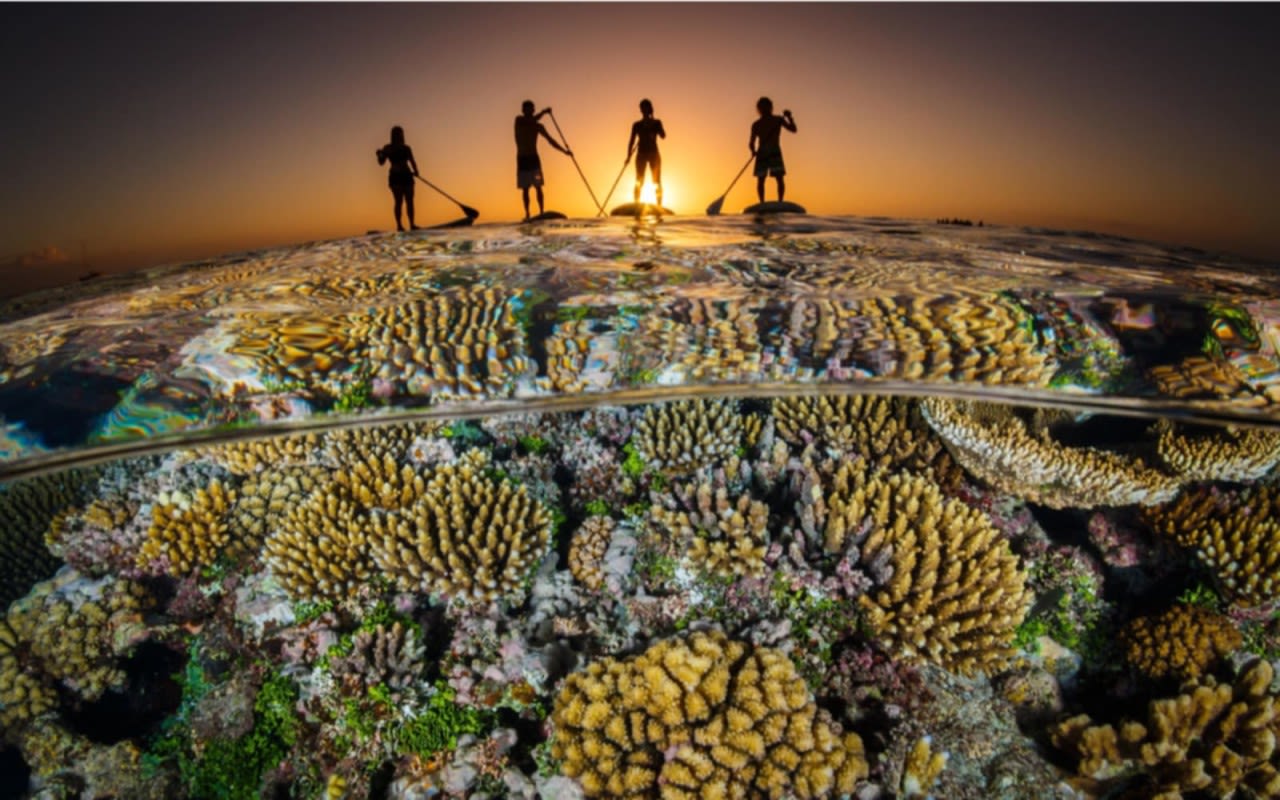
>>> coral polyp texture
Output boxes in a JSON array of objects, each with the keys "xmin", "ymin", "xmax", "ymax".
[
  {"xmin": 648, "ymin": 480, "xmax": 769, "ymax": 578},
  {"xmin": 263, "ymin": 482, "xmax": 374, "ymax": 602},
  {"xmin": 1154, "ymin": 419, "xmax": 1280, "ymax": 483},
  {"xmin": 631, "ymin": 398, "xmax": 759, "ymax": 476},
  {"xmin": 1119, "ymin": 603, "xmax": 1241, "ymax": 685},
  {"xmin": 1, "ymin": 470, "xmax": 97, "ymax": 607},
  {"xmin": 135, "ymin": 479, "xmax": 236, "ymax": 576},
  {"xmin": 1142, "ymin": 485, "xmax": 1280, "ymax": 607},
  {"xmin": 228, "ymin": 466, "xmax": 329, "ymax": 557},
  {"xmin": 631, "ymin": 297, "xmax": 771, "ymax": 383},
  {"xmin": 921, "ymin": 397, "xmax": 1182, "ymax": 509},
  {"xmin": 831, "ymin": 465, "xmax": 1031, "ymax": 675},
  {"xmin": 569, "ymin": 515, "xmax": 615, "ymax": 591},
  {"xmin": 1051, "ymin": 659, "xmax": 1280, "ymax": 799},
  {"xmin": 366, "ymin": 451, "xmax": 552, "ymax": 601},
  {"xmin": 549, "ymin": 629, "xmax": 868, "ymax": 798},
  {"xmin": 205, "ymin": 432, "xmax": 323, "ymax": 476}
]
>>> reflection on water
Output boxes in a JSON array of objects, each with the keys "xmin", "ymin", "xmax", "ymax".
[{"xmin": 2, "ymin": 215, "xmax": 1280, "ymax": 798}]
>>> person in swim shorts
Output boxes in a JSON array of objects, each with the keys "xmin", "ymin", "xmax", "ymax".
[
  {"xmin": 749, "ymin": 97, "xmax": 797, "ymax": 203},
  {"xmin": 628, "ymin": 98, "xmax": 667, "ymax": 210},
  {"xmin": 515, "ymin": 100, "xmax": 572, "ymax": 220},
  {"xmin": 375, "ymin": 125, "xmax": 420, "ymax": 231}
]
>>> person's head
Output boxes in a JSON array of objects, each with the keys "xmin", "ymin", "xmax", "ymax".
[
  {"xmin": 756, "ymin": 97, "xmax": 773, "ymax": 117},
  {"xmin": 639, "ymin": 98, "xmax": 653, "ymax": 117},
  {"xmin": 522, "ymin": 100, "xmax": 535, "ymax": 116},
  {"xmin": 390, "ymin": 126, "xmax": 405, "ymax": 145}
]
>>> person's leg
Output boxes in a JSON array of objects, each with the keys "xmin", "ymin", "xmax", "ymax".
[
  {"xmin": 393, "ymin": 188, "xmax": 405, "ymax": 231},
  {"xmin": 522, "ymin": 188, "xmax": 531, "ymax": 220},
  {"xmin": 634, "ymin": 158, "xmax": 645, "ymax": 205},
  {"xmin": 653, "ymin": 158, "xmax": 663, "ymax": 208},
  {"xmin": 406, "ymin": 188, "xmax": 417, "ymax": 229},
  {"xmin": 535, "ymin": 186, "xmax": 545, "ymax": 215},
  {"xmin": 756, "ymin": 175, "xmax": 766, "ymax": 203},
  {"xmin": 777, "ymin": 175, "xmax": 786, "ymax": 203}
]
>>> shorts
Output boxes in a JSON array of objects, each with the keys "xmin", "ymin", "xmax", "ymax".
[
  {"xmin": 636, "ymin": 150, "xmax": 661, "ymax": 181},
  {"xmin": 754, "ymin": 148, "xmax": 785, "ymax": 178},
  {"xmin": 517, "ymin": 154, "xmax": 544, "ymax": 189}
]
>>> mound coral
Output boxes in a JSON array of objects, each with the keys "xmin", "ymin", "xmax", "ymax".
[
  {"xmin": 1154, "ymin": 419, "xmax": 1280, "ymax": 483},
  {"xmin": 1051, "ymin": 659, "xmax": 1280, "ymax": 798},
  {"xmin": 1119, "ymin": 604, "xmax": 1241, "ymax": 685},
  {"xmin": 135, "ymin": 479, "xmax": 236, "ymax": 575},
  {"xmin": 1142, "ymin": 485, "xmax": 1280, "ymax": 607},
  {"xmin": 921, "ymin": 397, "xmax": 1182, "ymax": 508},
  {"xmin": 550, "ymin": 629, "xmax": 868, "ymax": 798},
  {"xmin": 828, "ymin": 465, "xmax": 1031, "ymax": 675},
  {"xmin": 631, "ymin": 398, "xmax": 760, "ymax": 476},
  {"xmin": 366, "ymin": 451, "xmax": 552, "ymax": 602},
  {"xmin": 648, "ymin": 480, "xmax": 769, "ymax": 579},
  {"xmin": 569, "ymin": 516, "xmax": 614, "ymax": 591},
  {"xmin": 1, "ymin": 470, "xmax": 97, "ymax": 607}
]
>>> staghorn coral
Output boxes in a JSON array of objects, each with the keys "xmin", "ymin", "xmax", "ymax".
[
  {"xmin": 328, "ymin": 621, "xmax": 426, "ymax": 703},
  {"xmin": 648, "ymin": 480, "xmax": 769, "ymax": 579},
  {"xmin": 829, "ymin": 465, "xmax": 1031, "ymax": 675},
  {"xmin": 550, "ymin": 629, "xmax": 868, "ymax": 798},
  {"xmin": 569, "ymin": 516, "xmax": 614, "ymax": 591},
  {"xmin": 1155, "ymin": 419, "xmax": 1280, "ymax": 483},
  {"xmin": 1142, "ymin": 485, "xmax": 1280, "ymax": 607},
  {"xmin": 1051, "ymin": 659, "xmax": 1280, "ymax": 799},
  {"xmin": 1120, "ymin": 604, "xmax": 1241, "ymax": 684},
  {"xmin": 323, "ymin": 421, "xmax": 438, "ymax": 468},
  {"xmin": 366, "ymin": 451, "xmax": 552, "ymax": 601},
  {"xmin": 135, "ymin": 479, "xmax": 236, "ymax": 576},
  {"xmin": 1, "ymin": 470, "xmax": 97, "ymax": 607},
  {"xmin": 921, "ymin": 397, "xmax": 1182, "ymax": 509},
  {"xmin": 631, "ymin": 398, "xmax": 757, "ymax": 476},
  {"xmin": 205, "ymin": 432, "xmax": 323, "ymax": 476},
  {"xmin": 263, "ymin": 481, "xmax": 375, "ymax": 603}
]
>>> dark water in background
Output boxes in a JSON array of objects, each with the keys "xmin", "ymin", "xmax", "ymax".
[{"xmin": 2, "ymin": 215, "xmax": 1280, "ymax": 799}]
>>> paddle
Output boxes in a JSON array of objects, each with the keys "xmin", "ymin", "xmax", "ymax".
[
  {"xmin": 705, "ymin": 154, "xmax": 756, "ymax": 216},
  {"xmin": 548, "ymin": 111, "xmax": 604, "ymax": 215},
  {"xmin": 597, "ymin": 153, "xmax": 632, "ymax": 217},
  {"xmin": 414, "ymin": 174, "xmax": 480, "ymax": 221}
]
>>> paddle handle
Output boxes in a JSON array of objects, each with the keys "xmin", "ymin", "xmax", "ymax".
[
  {"xmin": 598, "ymin": 159, "xmax": 631, "ymax": 218},
  {"xmin": 722, "ymin": 154, "xmax": 755, "ymax": 198},
  {"xmin": 549, "ymin": 112, "xmax": 604, "ymax": 215}
]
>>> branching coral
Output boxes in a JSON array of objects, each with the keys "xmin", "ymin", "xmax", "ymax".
[
  {"xmin": 630, "ymin": 297, "xmax": 772, "ymax": 383},
  {"xmin": 135, "ymin": 479, "xmax": 236, "ymax": 575},
  {"xmin": 228, "ymin": 466, "xmax": 329, "ymax": 561},
  {"xmin": 1142, "ymin": 485, "xmax": 1280, "ymax": 607},
  {"xmin": 328, "ymin": 621, "xmax": 426, "ymax": 704},
  {"xmin": 631, "ymin": 398, "xmax": 759, "ymax": 476},
  {"xmin": 263, "ymin": 481, "xmax": 374, "ymax": 603},
  {"xmin": 205, "ymin": 432, "xmax": 323, "ymax": 476},
  {"xmin": 569, "ymin": 516, "xmax": 614, "ymax": 591},
  {"xmin": 366, "ymin": 451, "xmax": 552, "ymax": 601},
  {"xmin": 1154, "ymin": 419, "xmax": 1280, "ymax": 483},
  {"xmin": 1051, "ymin": 659, "xmax": 1280, "ymax": 798},
  {"xmin": 921, "ymin": 397, "xmax": 1182, "ymax": 508},
  {"xmin": 1, "ymin": 470, "xmax": 97, "ymax": 607},
  {"xmin": 1120, "ymin": 604, "xmax": 1241, "ymax": 684},
  {"xmin": 648, "ymin": 480, "xmax": 769, "ymax": 579},
  {"xmin": 829, "ymin": 465, "xmax": 1031, "ymax": 675},
  {"xmin": 900, "ymin": 736, "xmax": 949, "ymax": 799},
  {"xmin": 550, "ymin": 629, "xmax": 868, "ymax": 798}
]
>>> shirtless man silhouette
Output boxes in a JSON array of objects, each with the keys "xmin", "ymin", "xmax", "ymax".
[
  {"xmin": 515, "ymin": 100, "xmax": 572, "ymax": 220},
  {"xmin": 628, "ymin": 99, "xmax": 667, "ymax": 209},
  {"xmin": 749, "ymin": 97, "xmax": 798, "ymax": 203}
]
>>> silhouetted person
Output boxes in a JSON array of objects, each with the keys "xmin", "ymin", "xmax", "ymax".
[
  {"xmin": 376, "ymin": 126, "xmax": 419, "ymax": 231},
  {"xmin": 628, "ymin": 99, "xmax": 666, "ymax": 209},
  {"xmin": 515, "ymin": 100, "xmax": 572, "ymax": 220},
  {"xmin": 749, "ymin": 98, "xmax": 797, "ymax": 203}
]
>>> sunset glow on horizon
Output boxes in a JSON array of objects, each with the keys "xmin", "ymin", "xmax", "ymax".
[{"xmin": 1, "ymin": 3, "xmax": 1277, "ymax": 295}]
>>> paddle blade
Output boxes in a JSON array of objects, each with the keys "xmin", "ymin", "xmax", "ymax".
[
  {"xmin": 461, "ymin": 205, "xmax": 480, "ymax": 220},
  {"xmin": 706, "ymin": 196, "xmax": 725, "ymax": 216}
]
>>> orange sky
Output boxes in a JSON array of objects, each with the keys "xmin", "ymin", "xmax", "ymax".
[{"xmin": 1, "ymin": 3, "xmax": 1277, "ymax": 293}]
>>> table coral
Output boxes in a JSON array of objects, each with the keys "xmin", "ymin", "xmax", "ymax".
[
  {"xmin": 1154, "ymin": 419, "xmax": 1280, "ymax": 483},
  {"xmin": 1051, "ymin": 659, "xmax": 1280, "ymax": 798},
  {"xmin": 631, "ymin": 398, "xmax": 759, "ymax": 476},
  {"xmin": 921, "ymin": 397, "xmax": 1182, "ymax": 509},
  {"xmin": 549, "ymin": 629, "xmax": 867, "ymax": 798},
  {"xmin": 1119, "ymin": 604, "xmax": 1241, "ymax": 684}
]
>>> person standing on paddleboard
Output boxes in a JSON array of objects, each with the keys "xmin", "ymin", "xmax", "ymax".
[
  {"xmin": 628, "ymin": 99, "xmax": 667, "ymax": 210},
  {"xmin": 749, "ymin": 98, "xmax": 797, "ymax": 203},
  {"xmin": 376, "ymin": 126, "xmax": 420, "ymax": 231},
  {"xmin": 515, "ymin": 100, "xmax": 572, "ymax": 221}
]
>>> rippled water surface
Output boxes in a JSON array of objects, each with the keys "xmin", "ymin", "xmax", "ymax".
[{"xmin": 2, "ymin": 215, "xmax": 1279, "ymax": 799}]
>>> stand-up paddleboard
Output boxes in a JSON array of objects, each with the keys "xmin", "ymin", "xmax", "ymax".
[
  {"xmin": 744, "ymin": 201, "xmax": 806, "ymax": 215},
  {"xmin": 525, "ymin": 211, "xmax": 567, "ymax": 222},
  {"xmin": 429, "ymin": 216, "xmax": 476, "ymax": 229},
  {"xmin": 610, "ymin": 203, "xmax": 674, "ymax": 217}
]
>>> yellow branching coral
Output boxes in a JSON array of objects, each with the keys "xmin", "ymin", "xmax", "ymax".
[
  {"xmin": 228, "ymin": 466, "xmax": 328, "ymax": 560},
  {"xmin": 832, "ymin": 466, "xmax": 1031, "ymax": 675},
  {"xmin": 366, "ymin": 452, "xmax": 551, "ymax": 601},
  {"xmin": 1051, "ymin": 659, "xmax": 1280, "ymax": 799},
  {"xmin": 1120, "ymin": 604, "xmax": 1241, "ymax": 684},
  {"xmin": 648, "ymin": 481, "xmax": 769, "ymax": 579},
  {"xmin": 1155, "ymin": 419, "xmax": 1280, "ymax": 483},
  {"xmin": 550, "ymin": 630, "xmax": 868, "ymax": 798},
  {"xmin": 632, "ymin": 398, "xmax": 756, "ymax": 476},
  {"xmin": 135, "ymin": 480, "xmax": 236, "ymax": 575},
  {"xmin": 569, "ymin": 516, "xmax": 614, "ymax": 591},
  {"xmin": 1, "ymin": 470, "xmax": 96, "ymax": 607},
  {"xmin": 1149, "ymin": 355, "xmax": 1264, "ymax": 406},
  {"xmin": 1143, "ymin": 485, "xmax": 1280, "ymax": 607},
  {"xmin": 263, "ymin": 482, "xmax": 374, "ymax": 603},
  {"xmin": 631, "ymin": 298, "xmax": 771, "ymax": 383},
  {"xmin": 921, "ymin": 397, "xmax": 1182, "ymax": 509},
  {"xmin": 323, "ymin": 421, "xmax": 438, "ymax": 467},
  {"xmin": 205, "ymin": 432, "xmax": 322, "ymax": 476},
  {"xmin": 900, "ymin": 736, "xmax": 948, "ymax": 800}
]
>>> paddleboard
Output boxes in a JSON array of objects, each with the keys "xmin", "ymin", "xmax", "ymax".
[
  {"xmin": 429, "ymin": 217, "xmax": 475, "ymax": 229},
  {"xmin": 610, "ymin": 203, "xmax": 674, "ymax": 217},
  {"xmin": 743, "ymin": 201, "xmax": 806, "ymax": 215},
  {"xmin": 525, "ymin": 211, "xmax": 567, "ymax": 222}
]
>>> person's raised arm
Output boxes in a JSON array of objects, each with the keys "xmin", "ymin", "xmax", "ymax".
[
  {"xmin": 537, "ymin": 107, "xmax": 552, "ymax": 119},
  {"xmin": 782, "ymin": 110, "xmax": 797, "ymax": 133},
  {"xmin": 539, "ymin": 125, "xmax": 571, "ymax": 156},
  {"xmin": 407, "ymin": 146, "xmax": 419, "ymax": 176}
]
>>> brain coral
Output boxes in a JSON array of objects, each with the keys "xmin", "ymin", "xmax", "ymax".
[
  {"xmin": 828, "ymin": 464, "xmax": 1031, "ymax": 675},
  {"xmin": 1051, "ymin": 659, "xmax": 1280, "ymax": 799},
  {"xmin": 366, "ymin": 451, "xmax": 552, "ymax": 601},
  {"xmin": 921, "ymin": 397, "xmax": 1182, "ymax": 509},
  {"xmin": 1119, "ymin": 604, "xmax": 1242, "ymax": 684},
  {"xmin": 648, "ymin": 480, "xmax": 769, "ymax": 579},
  {"xmin": 632, "ymin": 398, "xmax": 760, "ymax": 476},
  {"xmin": 1154, "ymin": 419, "xmax": 1280, "ymax": 483},
  {"xmin": 550, "ymin": 629, "xmax": 868, "ymax": 798}
]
